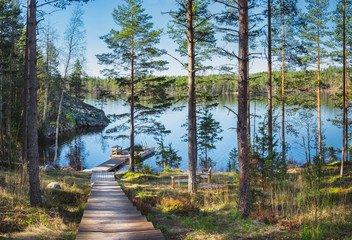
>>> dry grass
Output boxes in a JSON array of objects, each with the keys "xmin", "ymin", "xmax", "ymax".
[
  {"xmin": 116, "ymin": 162, "xmax": 352, "ymax": 240},
  {"xmin": 0, "ymin": 166, "xmax": 91, "ymax": 240}
]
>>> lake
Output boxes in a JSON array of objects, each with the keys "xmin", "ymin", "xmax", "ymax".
[{"xmin": 45, "ymin": 92, "xmax": 344, "ymax": 172}]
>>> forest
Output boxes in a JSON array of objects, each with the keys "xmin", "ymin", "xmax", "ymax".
[{"xmin": 0, "ymin": 0, "xmax": 352, "ymax": 239}]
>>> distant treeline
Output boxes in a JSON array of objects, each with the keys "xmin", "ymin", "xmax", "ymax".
[{"xmin": 86, "ymin": 66, "xmax": 344, "ymax": 95}]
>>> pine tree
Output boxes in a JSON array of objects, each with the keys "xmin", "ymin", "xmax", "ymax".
[
  {"xmin": 168, "ymin": 0, "xmax": 216, "ymax": 194},
  {"xmin": 302, "ymin": 0, "xmax": 330, "ymax": 163},
  {"xmin": 331, "ymin": 0, "xmax": 352, "ymax": 176},
  {"xmin": 271, "ymin": 0, "xmax": 304, "ymax": 162},
  {"xmin": 198, "ymin": 105, "xmax": 223, "ymax": 170},
  {"xmin": 25, "ymin": 0, "xmax": 90, "ymax": 206},
  {"xmin": 97, "ymin": 0, "xmax": 168, "ymax": 172}
]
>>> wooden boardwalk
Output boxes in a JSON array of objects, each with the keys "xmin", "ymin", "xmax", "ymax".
[
  {"xmin": 90, "ymin": 171, "xmax": 115, "ymax": 183},
  {"xmin": 77, "ymin": 169, "xmax": 163, "ymax": 239},
  {"xmin": 84, "ymin": 147, "xmax": 155, "ymax": 173}
]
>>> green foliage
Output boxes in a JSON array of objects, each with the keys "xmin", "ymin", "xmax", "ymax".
[
  {"xmin": 153, "ymin": 122, "xmax": 182, "ymax": 169},
  {"xmin": 227, "ymin": 148, "xmax": 239, "ymax": 172},
  {"xmin": 302, "ymin": 0, "xmax": 331, "ymax": 66},
  {"xmin": 167, "ymin": 0, "xmax": 216, "ymax": 70},
  {"xmin": 68, "ymin": 60, "xmax": 86, "ymax": 102},
  {"xmin": 198, "ymin": 105, "xmax": 223, "ymax": 170},
  {"xmin": 97, "ymin": 0, "xmax": 167, "ymax": 78}
]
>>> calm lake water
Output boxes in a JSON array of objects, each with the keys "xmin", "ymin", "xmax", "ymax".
[{"xmin": 46, "ymin": 93, "xmax": 343, "ymax": 172}]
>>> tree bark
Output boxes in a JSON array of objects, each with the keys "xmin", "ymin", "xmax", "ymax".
[
  {"xmin": 129, "ymin": 32, "xmax": 135, "ymax": 172},
  {"xmin": 341, "ymin": 0, "xmax": 347, "ymax": 177},
  {"xmin": 281, "ymin": 5, "xmax": 285, "ymax": 162},
  {"xmin": 43, "ymin": 25, "xmax": 50, "ymax": 123},
  {"xmin": 247, "ymin": 50, "xmax": 250, "ymax": 142},
  {"xmin": 317, "ymin": 9, "xmax": 322, "ymax": 163},
  {"xmin": 267, "ymin": 0, "xmax": 273, "ymax": 153},
  {"xmin": 22, "ymin": 19, "xmax": 29, "ymax": 185},
  {"xmin": 238, "ymin": 0, "xmax": 251, "ymax": 217},
  {"xmin": 27, "ymin": 0, "xmax": 42, "ymax": 206},
  {"xmin": 0, "ymin": 55, "xmax": 5, "ymax": 161},
  {"xmin": 7, "ymin": 11, "xmax": 16, "ymax": 163},
  {"xmin": 187, "ymin": 0, "xmax": 197, "ymax": 194}
]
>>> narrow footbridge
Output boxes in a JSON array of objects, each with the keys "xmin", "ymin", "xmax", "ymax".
[{"xmin": 76, "ymin": 171, "xmax": 164, "ymax": 239}]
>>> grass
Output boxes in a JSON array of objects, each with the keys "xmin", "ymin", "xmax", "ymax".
[
  {"xmin": 0, "ymin": 166, "xmax": 91, "ymax": 239},
  {"xmin": 116, "ymin": 162, "xmax": 352, "ymax": 240}
]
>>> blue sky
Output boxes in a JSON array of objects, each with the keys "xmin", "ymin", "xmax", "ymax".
[{"xmin": 39, "ymin": 0, "xmax": 338, "ymax": 78}]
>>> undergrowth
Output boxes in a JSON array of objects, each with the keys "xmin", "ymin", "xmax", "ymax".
[
  {"xmin": 116, "ymin": 162, "xmax": 352, "ymax": 240},
  {"xmin": 0, "ymin": 166, "xmax": 91, "ymax": 239}
]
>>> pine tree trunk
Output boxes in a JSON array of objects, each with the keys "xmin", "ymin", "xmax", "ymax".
[
  {"xmin": 247, "ymin": 51, "xmax": 250, "ymax": 142},
  {"xmin": 341, "ymin": 0, "xmax": 347, "ymax": 177},
  {"xmin": 281, "ymin": 8, "xmax": 285, "ymax": 162},
  {"xmin": 22, "ymin": 22, "xmax": 28, "ymax": 185},
  {"xmin": 7, "ymin": 14, "xmax": 15, "ymax": 163},
  {"xmin": 129, "ymin": 33, "xmax": 135, "ymax": 172},
  {"xmin": 267, "ymin": 0, "xmax": 273, "ymax": 153},
  {"xmin": 187, "ymin": 0, "xmax": 197, "ymax": 194},
  {"xmin": 238, "ymin": 0, "xmax": 251, "ymax": 217},
  {"xmin": 317, "ymin": 19, "xmax": 322, "ymax": 163},
  {"xmin": 27, "ymin": 0, "xmax": 42, "ymax": 206},
  {"xmin": 43, "ymin": 26, "xmax": 49, "ymax": 123},
  {"xmin": 0, "ymin": 57, "xmax": 5, "ymax": 161}
]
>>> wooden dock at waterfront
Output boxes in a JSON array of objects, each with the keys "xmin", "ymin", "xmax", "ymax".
[{"xmin": 83, "ymin": 146, "xmax": 155, "ymax": 173}]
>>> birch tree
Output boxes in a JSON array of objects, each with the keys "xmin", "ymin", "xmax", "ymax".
[{"xmin": 53, "ymin": 5, "xmax": 85, "ymax": 166}]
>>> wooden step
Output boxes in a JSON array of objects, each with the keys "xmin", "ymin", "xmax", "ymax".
[
  {"xmin": 77, "ymin": 180, "xmax": 164, "ymax": 239},
  {"xmin": 76, "ymin": 230, "xmax": 164, "ymax": 240}
]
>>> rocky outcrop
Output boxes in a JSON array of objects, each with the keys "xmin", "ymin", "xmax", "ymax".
[{"xmin": 44, "ymin": 93, "xmax": 110, "ymax": 136}]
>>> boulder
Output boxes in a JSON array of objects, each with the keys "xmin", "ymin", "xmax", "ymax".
[
  {"xmin": 44, "ymin": 93, "xmax": 110, "ymax": 137},
  {"xmin": 47, "ymin": 182, "xmax": 61, "ymax": 189},
  {"xmin": 44, "ymin": 165, "xmax": 56, "ymax": 173}
]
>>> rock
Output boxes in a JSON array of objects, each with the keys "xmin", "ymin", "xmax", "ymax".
[
  {"xmin": 43, "ymin": 93, "xmax": 110, "ymax": 137},
  {"xmin": 41, "ymin": 195, "xmax": 47, "ymax": 203},
  {"xmin": 43, "ymin": 165, "xmax": 56, "ymax": 173},
  {"xmin": 47, "ymin": 182, "xmax": 61, "ymax": 189}
]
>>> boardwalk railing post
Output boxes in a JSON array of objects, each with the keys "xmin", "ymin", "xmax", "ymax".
[
  {"xmin": 207, "ymin": 167, "xmax": 212, "ymax": 184},
  {"xmin": 171, "ymin": 176, "xmax": 175, "ymax": 189}
]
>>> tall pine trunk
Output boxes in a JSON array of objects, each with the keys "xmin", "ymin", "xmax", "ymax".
[
  {"xmin": 281, "ymin": 7, "xmax": 285, "ymax": 161},
  {"xmin": 268, "ymin": 0, "xmax": 273, "ymax": 153},
  {"xmin": 238, "ymin": 0, "xmax": 251, "ymax": 217},
  {"xmin": 27, "ymin": 0, "xmax": 42, "ymax": 206},
  {"xmin": 43, "ymin": 26, "xmax": 50, "ymax": 123},
  {"xmin": 317, "ymin": 11, "xmax": 322, "ymax": 163},
  {"xmin": 22, "ymin": 22, "xmax": 28, "ymax": 185},
  {"xmin": 7, "ymin": 13, "xmax": 16, "ymax": 163},
  {"xmin": 341, "ymin": 0, "xmax": 347, "ymax": 176},
  {"xmin": 0, "ymin": 55, "xmax": 4, "ymax": 161},
  {"xmin": 187, "ymin": 0, "xmax": 197, "ymax": 194},
  {"xmin": 129, "ymin": 33, "xmax": 135, "ymax": 172}
]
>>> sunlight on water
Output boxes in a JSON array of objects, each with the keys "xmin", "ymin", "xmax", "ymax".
[{"xmin": 51, "ymin": 93, "xmax": 342, "ymax": 172}]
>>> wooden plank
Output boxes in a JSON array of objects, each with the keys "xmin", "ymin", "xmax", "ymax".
[
  {"xmin": 77, "ymin": 181, "xmax": 164, "ymax": 239},
  {"xmin": 78, "ymin": 221, "xmax": 155, "ymax": 232},
  {"xmin": 90, "ymin": 171, "xmax": 115, "ymax": 183},
  {"xmin": 76, "ymin": 230, "xmax": 164, "ymax": 240}
]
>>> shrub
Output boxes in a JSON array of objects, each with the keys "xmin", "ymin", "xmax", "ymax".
[{"xmin": 158, "ymin": 197, "xmax": 199, "ymax": 215}]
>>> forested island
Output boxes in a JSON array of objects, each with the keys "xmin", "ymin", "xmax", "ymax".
[{"xmin": 0, "ymin": 0, "xmax": 351, "ymax": 239}]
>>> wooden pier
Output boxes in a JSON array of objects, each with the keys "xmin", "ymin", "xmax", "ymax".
[{"xmin": 84, "ymin": 146, "xmax": 155, "ymax": 173}]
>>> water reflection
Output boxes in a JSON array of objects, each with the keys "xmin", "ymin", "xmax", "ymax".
[{"xmin": 40, "ymin": 92, "xmax": 343, "ymax": 172}]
